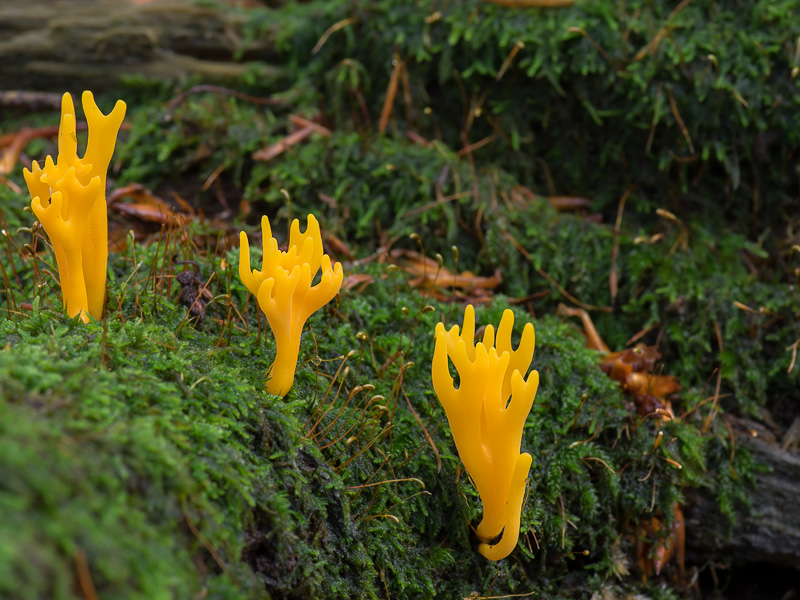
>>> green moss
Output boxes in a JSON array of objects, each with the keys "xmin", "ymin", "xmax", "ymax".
[
  {"xmin": 297, "ymin": 0, "xmax": 800, "ymax": 228},
  {"xmin": 228, "ymin": 130, "xmax": 798, "ymax": 416},
  {"xmin": 0, "ymin": 217, "xmax": 742, "ymax": 598}
]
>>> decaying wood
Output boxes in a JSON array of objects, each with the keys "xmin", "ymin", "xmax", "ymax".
[
  {"xmin": 685, "ymin": 432, "xmax": 800, "ymax": 570},
  {"xmin": 561, "ymin": 303, "xmax": 800, "ymax": 572},
  {"xmin": 0, "ymin": 0, "xmax": 282, "ymax": 91}
]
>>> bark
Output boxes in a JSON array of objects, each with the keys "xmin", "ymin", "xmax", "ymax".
[
  {"xmin": 0, "ymin": 0, "xmax": 283, "ymax": 91},
  {"xmin": 685, "ymin": 431, "xmax": 800, "ymax": 570}
]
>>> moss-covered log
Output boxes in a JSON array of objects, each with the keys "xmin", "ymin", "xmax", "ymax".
[{"xmin": 686, "ymin": 433, "xmax": 800, "ymax": 570}]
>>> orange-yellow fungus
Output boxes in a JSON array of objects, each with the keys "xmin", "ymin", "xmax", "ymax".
[
  {"xmin": 239, "ymin": 214, "xmax": 343, "ymax": 396},
  {"xmin": 23, "ymin": 91, "xmax": 126, "ymax": 322},
  {"xmin": 432, "ymin": 305, "xmax": 538, "ymax": 560}
]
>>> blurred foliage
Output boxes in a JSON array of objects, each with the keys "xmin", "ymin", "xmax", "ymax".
[{"xmin": 300, "ymin": 0, "xmax": 800, "ymax": 229}]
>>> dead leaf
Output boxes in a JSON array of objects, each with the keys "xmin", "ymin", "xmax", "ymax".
[
  {"xmin": 624, "ymin": 371, "xmax": 681, "ymax": 399},
  {"xmin": 108, "ymin": 183, "xmax": 189, "ymax": 225},
  {"xmin": 1, "ymin": 124, "xmax": 86, "ymax": 175},
  {"xmin": 633, "ymin": 394, "xmax": 669, "ymax": 418},
  {"xmin": 390, "ymin": 249, "xmax": 501, "ymax": 290},
  {"xmin": 559, "ymin": 307, "xmax": 681, "ymax": 420},
  {"xmin": 600, "ymin": 345, "xmax": 662, "ymax": 383},
  {"xmin": 342, "ymin": 273, "xmax": 374, "ymax": 293},
  {"xmin": 388, "ymin": 248, "xmax": 501, "ymax": 303},
  {"xmin": 635, "ymin": 504, "xmax": 685, "ymax": 583},
  {"xmin": 325, "ymin": 233, "xmax": 355, "ymax": 261}
]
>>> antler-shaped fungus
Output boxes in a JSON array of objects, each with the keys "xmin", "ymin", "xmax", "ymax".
[
  {"xmin": 23, "ymin": 91, "xmax": 126, "ymax": 322},
  {"xmin": 239, "ymin": 214, "xmax": 343, "ymax": 396},
  {"xmin": 432, "ymin": 304, "xmax": 539, "ymax": 560}
]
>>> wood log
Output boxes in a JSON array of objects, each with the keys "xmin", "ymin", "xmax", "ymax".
[
  {"xmin": 684, "ymin": 431, "xmax": 800, "ymax": 570},
  {"xmin": 0, "ymin": 0, "xmax": 283, "ymax": 92}
]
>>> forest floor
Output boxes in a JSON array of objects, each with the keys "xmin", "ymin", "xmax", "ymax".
[{"xmin": 1, "ymin": 1, "xmax": 798, "ymax": 599}]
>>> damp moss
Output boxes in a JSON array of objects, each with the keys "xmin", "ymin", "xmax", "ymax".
[{"xmin": 0, "ymin": 220, "xmax": 750, "ymax": 598}]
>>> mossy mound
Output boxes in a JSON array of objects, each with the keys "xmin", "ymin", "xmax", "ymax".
[
  {"xmin": 1, "ymin": 0, "xmax": 796, "ymax": 597},
  {"xmin": 0, "ymin": 220, "xmax": 747, "ymax": 598}
]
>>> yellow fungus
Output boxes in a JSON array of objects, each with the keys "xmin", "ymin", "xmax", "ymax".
[
  {"xmin": 432, "ymin": 305, "xmax": 538, "ymax": 560},
  {"xmin": 23, "ymin": 91, "xmax": 126, "ymax": 322},
  {"xmin": 239, "ymin": 214, "xmax": 343, "ymax": 396}
]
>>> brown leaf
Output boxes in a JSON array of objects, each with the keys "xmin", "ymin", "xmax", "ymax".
[
  {"xmin": 0, "ymin": 133, "xmax": 28, "ymax": 176},
  {"xmin": 388, "ymin": 249, "xmax": 500, "ymax": 303},
  {"xmin": 108, "ymin": 183, "xmax": 190, "ymax": 225},
  {"xmin": 600, "ymin": 345, "xmax": 662, "ymax": 382},
  {"xmin": 635, "ymin": 504, "xmax": 685, "ymax": 582},
  {"xmin": 1, "ymin": 124, "xmax": 88, "ymax": 175},
  {"xmin": 342, "ymin": 273, "xmax": 374, "ymax": 292},
  {"xmin": 624, "ymin": 372, "xmax": 681, "ymax": 399},
  {"xmin": 390, "ymin": 249, "xmax": 501, "ymax": 290},
  {"xmin": 324, "ymin": 233, "xmax": 354, "ymax": 261},
  {"xmin": 632, "ymin": 394, "xmax": 667, "ymax": 417}
]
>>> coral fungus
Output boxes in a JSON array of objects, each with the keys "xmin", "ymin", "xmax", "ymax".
[
  {"xmin": 23, "ymin": 91, "xmax": 126, "ymax": 322},
  {"xmin": 239, "ymin": 214, "xmax": 343, "ymax": 396},
  {"xmin": 432, "ymin": 305, "xmax": 538, "ymax": 560}
]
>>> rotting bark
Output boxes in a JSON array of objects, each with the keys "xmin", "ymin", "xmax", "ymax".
[
  {"xmin": 0, "ymin": 0, "xmax": 283, "ymax": 91},
  {"xmin": 685, "ymin": 430, "xmax": 800, "ymax": 570}
]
